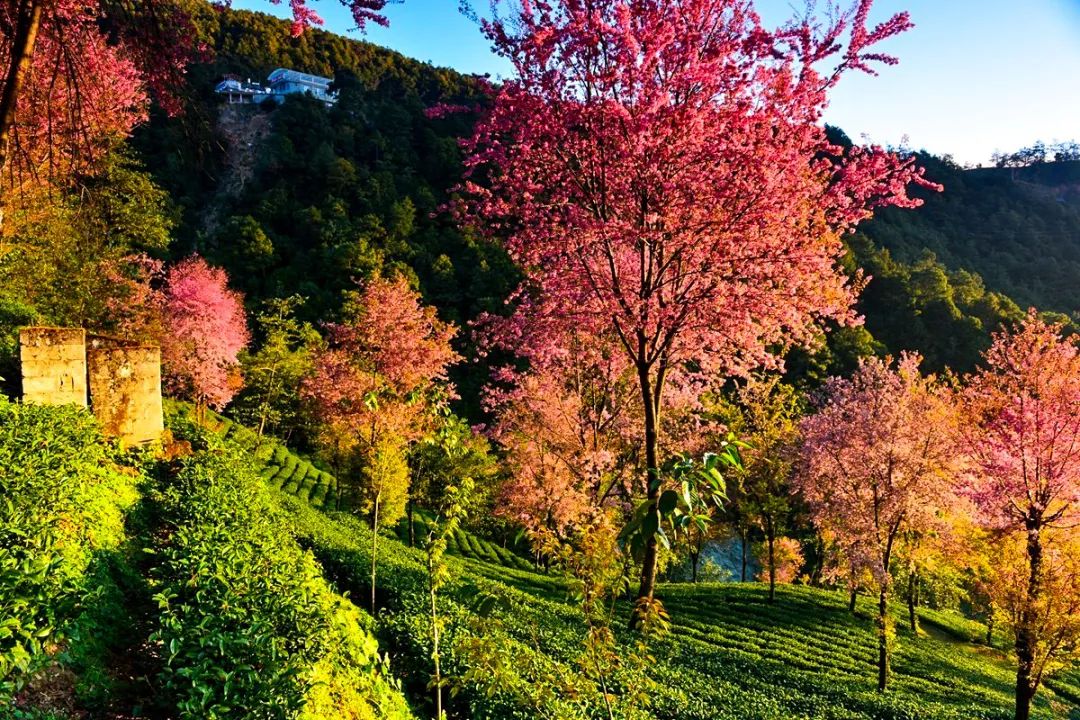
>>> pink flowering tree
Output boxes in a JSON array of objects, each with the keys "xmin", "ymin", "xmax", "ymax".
[
  {"xmin": 301, "ymin": 275, "xmax": 460, "ymax": 467},
  {"xmin": 486, "ymin": 333, "xmax": 642, "ymax": 539},
  {"xmin": 0, "ymin": 0, "xmax": 387, "ymax": 221},
  {"xmin": 456, "ymin": 0, "xmax": 937, "ymax": 620},
  {"xmin": 486, "ymin": 326, "xmax": 719, "ymax": 552},
  {"xmin": 956, "ymin": 313, "xmax": 1080, "ymax": 720},
  {"xmin": 301, "ymin": 275, "xmax": 459, "ymax": 612},
  {"xmin": 795, "ymin": 355, "xmax": 957, "ymax": 691},
  {"xmin": 754, "ymin": 537, "xmax": 804, "ymax": 586},
  {"xmin": 159, "ymin": 256, "xmax": 250, "ymax": 417},
  {"xmin": 217, "ymin": 0, "xmax": 392, "ymax": 36},
  {"xmin": 0, "ymin": 1, "xmax": 204, "ymax": 220}
]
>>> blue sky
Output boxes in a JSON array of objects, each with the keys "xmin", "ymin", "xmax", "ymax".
[{"xmin": 232, "ymin": 0, "xmax": 1080, "ymax": 165}]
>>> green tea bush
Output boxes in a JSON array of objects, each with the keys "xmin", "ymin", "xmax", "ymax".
[
  {"xmin": 164, "ymin": 401, "xmax": 341, "ymax": 511},
  {"xmin": 282, "ymin": 498, "xmax": 650, "ymax": 720},
  {"xmin": 0, "ymin": 397, "xmax": 139, "ymax": 700},
  {"xmin": 150, "ymin": 441, "xmax": 413, "ymax": 720}
]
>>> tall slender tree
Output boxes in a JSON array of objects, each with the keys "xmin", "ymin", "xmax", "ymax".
[
  {"xmin": 723, "ymin": 376, "xmax": 802, "ymax": 602},
  {"xmin": 796, "ymin": 355, "xmax": 956, "ymax": 691},
  {"xmin": 956, "ymin": 312, "xmax": 1080, "ymax": 720},
  {"xmin": 459, "ymin": 0, "xmax": 936, "ymax": 622},
  {"xmin": 301, "ymin": 275, "xmax": 459, "ymax": 613}
]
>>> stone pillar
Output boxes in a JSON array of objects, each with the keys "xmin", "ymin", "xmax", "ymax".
[
  {"xmin": 19, "ymin": 327, "xmax": 88, "ymax": 406},
  {"xmin": 86, "ymin": 335, "xmax": 164, "ymax": 445}
]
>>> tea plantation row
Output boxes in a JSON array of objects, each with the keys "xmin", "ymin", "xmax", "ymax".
[
  {"xmin": 1, "ymin": 399, "xmax": 412, "ymax": 719},
  {"xmin": 178, "ymin": 402, "xmax": 538, "ymax": 574},
  {"xmin": 171, "ymin": 402, "xmax": 343, "ymax": 510}
]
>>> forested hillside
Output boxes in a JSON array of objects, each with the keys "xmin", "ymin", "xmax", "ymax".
[
  {"xmin": 132, "ymin": 7, "xmax": 1074, "ymax": 392},
  {"xmin": 863, "ymin": 154, "xmax": 1080, "ymax": 314},
  {"xmin": 135, "ymin": 5, "xmax": 514, "ymax": 330}
]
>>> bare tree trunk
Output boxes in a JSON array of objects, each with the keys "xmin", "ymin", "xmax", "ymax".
[
  {"xmin": 877, "ymin": 582, "xmax": 890, "ymax": 692},
  {"xmin": 849, "ymin": 584, "xmax": 858, "ymax": 613},
  {"xmin": 691, "ymin": 549, "xmax": 699, "ymax": 583},
  {"xmin": 407, "ymin": 499, "xmax": 415, "ymax": 547},
  {"xmin": 0, "ymin": 0, "xmax": 44, "ymax": 230},
  {"xmin": 878, "ymin": 536, "xmax": 897, "ymax": 693},
  {"xmin": 985, "ymin": 611, "xmax": 994, "ymax": 648},
  {"xmin": 740, "ymin": 529, "xmax": 748, "ymax": 582},
  {"xmin": 255, "ymin": 359, "xmax": 279, "ymax": 440},
  {"xmin": 370, "ymin": 492, "xmax": 380, "ymax": 615},
  {"xmin": 767, "ymin": 527, "xmax": 776, "ymax": 603},
  {"xmin": 1014, "ymin": 521, "xmax": 1043, "ymax": 720},
  {"xmin": 907, "ymin": 570, "xmax": 919, "ymax": 633},
  {"xmin": 429, "ymin": 572, "xmax": 443, "ymax": 719},
  {"xmin": 631, "ymin": 358, "xmax": 662, "ymax": 627}
]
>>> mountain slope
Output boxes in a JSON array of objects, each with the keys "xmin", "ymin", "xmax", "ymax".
[
  {"xmin": 864, "ymin": 155, "xmax": 1080, "ymax": 314},
  {"xmin": 133, "ymin": 6, "xmax": 1079, "ymax": 392}
]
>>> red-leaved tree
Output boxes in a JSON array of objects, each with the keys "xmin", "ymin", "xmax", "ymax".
[
  {"xmin": 301, "ymin": 275, "xmax": 459, "ymax": 612},
  {"xmin": 0, "ymin": 0, "xmax": 389, "ymax": 223},
  {"xmin": 489, "ymin": 333, "xmax": 634, "ymax": 532},
  {"xmin": 457, "ymin": 0, "xmax": 937, "ymax": 620},
  {"xmin": 487, "ymin": 349, "xmax": 638, "ymax": 538},
  {"xmin": 0, "ymin": 1, "xmax": 206, "ymax": 219},
  {"xmin": 159, "ymin": 255, "xmax": 250, "ymax": 416},
  {"xmin": 795, "ymin": 354, "xmax": 956, "ymax": 691},
  {"xmin": 956, "ymin": 312, "xmax": 1080, "ymax": 720}
]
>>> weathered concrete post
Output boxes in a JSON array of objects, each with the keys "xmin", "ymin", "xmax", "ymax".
[
  {"xmin": 17, "ymin": 327, "xmax": 164, "ymax": 446},
  {"xmin": 18, "ymin": 327, "xmax": 88, "ymax": 406},
  {"xmin": 86, "ymin": 334, "xmax": 164, "ymax": 445}
]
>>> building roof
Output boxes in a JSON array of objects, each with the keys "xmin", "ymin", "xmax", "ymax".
[
  {"xmin": 215, "ymin": 78, "xmax": 268, "ymax": 94},
  {"xmin": 267, "ymin": 68, "xmax": 333, "ymax": 89}
]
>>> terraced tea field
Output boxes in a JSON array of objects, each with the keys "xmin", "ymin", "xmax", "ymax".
[
  {"xmin": 171, "ymin": 403, "xmax": 538, "ymax": 574},
  {"xmin": 172, "ymin": 408, "xmax": 1079, "ymax": 719},
  {"xmin": 396, "ymin": 509, "xmax": 537, "ymax": 572},
  {"xmin": 284, "ymin": 497, "xmax": 1080, "ymax": 720},
  {"xmin": 168, "ymin": 402, "xmax": 343, "ymax": 509}
]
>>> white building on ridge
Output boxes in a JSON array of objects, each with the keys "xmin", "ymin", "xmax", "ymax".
[{"xmin": 215, "ymin": 68, "xmax": 338, "ymax": 106}]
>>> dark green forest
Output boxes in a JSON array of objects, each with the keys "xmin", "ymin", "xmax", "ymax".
[{"xmin": 865, "ymin": 155, "xmax": 1080, "ymax": 314}]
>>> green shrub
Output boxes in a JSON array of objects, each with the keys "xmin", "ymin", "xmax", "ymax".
[
  {"xmin": 0, "ymin": 398, "xmax": 139, "ymax": 700},
  {"xmin": 310, "ymin": 483, "xmax": 329, "ymax": 508},
  {"xmin": 150, "ymin": 440, "xmax": 413, "ymax": 720}
]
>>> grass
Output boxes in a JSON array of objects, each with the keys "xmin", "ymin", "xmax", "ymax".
[{"xmin": 918, "ymin": 605, "xmax": 993, "ymax": 645}]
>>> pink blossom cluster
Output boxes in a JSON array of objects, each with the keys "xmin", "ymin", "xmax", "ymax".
[{"xmin": 159, "ymin": 256, "xmax": 250, "ymax": 410}]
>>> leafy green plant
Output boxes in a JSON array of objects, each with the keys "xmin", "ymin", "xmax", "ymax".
[
  {"xmin": 149, "ymin": 435, "xmax": 412, "ymax": 720},
  {"xmin": 619, "ymin": 446, "xmax": 741, "ymax": 563},
  {"xmin": 0, "ymin": 398, "xmax": 140, "ymax": 702},
  {"xmin": 423, "ymin": 472, "xmax": 474, "ymax": 720}
]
